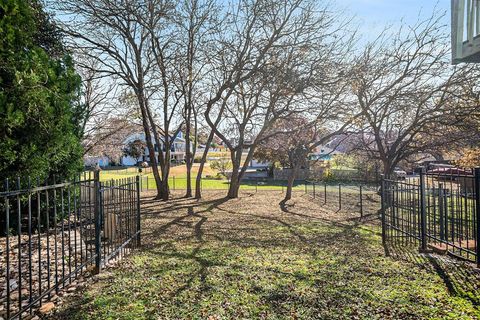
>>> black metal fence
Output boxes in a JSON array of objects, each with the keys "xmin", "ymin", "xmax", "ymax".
[
  {"xmin": 381, "ymin": 168, "xmax": 479, "ymax": 267},
  {"xmin": 0, "ymin": 172, "xmax": 141, "ymax": 320},
  {"xmin": 305, "ymin": 181, "xmax": 381, "ymax": 217}
]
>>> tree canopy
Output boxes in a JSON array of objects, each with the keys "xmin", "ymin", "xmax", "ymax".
[{"xmin": 0, "ymin": 0, "xmax": 84, "ymax": 182}]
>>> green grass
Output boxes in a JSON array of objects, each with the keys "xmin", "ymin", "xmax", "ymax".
[
  {"xmin": 98, "ymin": 168, "xmax": 377, "ymax": 192},
  {"xmin": 53, "ymin": 192, "xmax": 480, "ymax": 320},
  {"xmin": 99, "ymin": 169, "xmax": 306, "ymax": 191}
]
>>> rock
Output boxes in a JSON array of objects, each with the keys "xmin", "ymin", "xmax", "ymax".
[
  {"xmin": 9, "ymin": 288, "xmax": 29, "ymax": 300},
  {"xmin": 39, "ymin": 302, "xmax": 55, "ymax": 314},
  {"xmin": 8, "ymin": 279, "xmax": 18, "ymax": 291}
]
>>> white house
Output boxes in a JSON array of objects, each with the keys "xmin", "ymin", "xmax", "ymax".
[
  {"xmin": 121, "ymin": 131, "xmax": 189, "ymax": 166},
  {"xmin": 84, "ymin": 156, "xmax": 110, "ymax": 168},
  {"xmin": 248, "ymin": 157, "xmax": 270, "ymax": 169}
]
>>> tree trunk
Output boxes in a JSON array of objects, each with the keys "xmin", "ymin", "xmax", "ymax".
[
  {"xmin": 185, "ymin": 119, "xmax": 193, "ymax": 197},
  {"xmin": 194, "ymin": 130, "xmax": 216, "ymax": 199},
  {"xmin": 227, "ymin": 175, "xmax": 240, "ymax": 198},
  {"xmin": 135, "ymin": 92, "xmax": 163, "ymax": 199},
  {"xmin": 194, "ymin": 159, "xmax": 205, "ymax": 199},
  {"xmin": 160, "ymin": 149, "xmax": 171, "ymax": 201},
  {"xmin": 284, "ymin": 166, "xmax": 298, "ymax": 201},
  {"xmin": 227, "ymin": 159, "xmax": 241, "ymax": 199},
  {"xmin": 185, "ymin": 157, "xmax": 192, "ymax": 197},
  {"xmin": 382, "ymin": 159, "xmax": 394, "ymax": 179}
]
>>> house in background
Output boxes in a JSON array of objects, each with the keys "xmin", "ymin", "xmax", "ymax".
[
  {"xmin": 84, "ymin": 156, "xmax": 110, "ymax": 168},
  {"xmin": 121, "ymin": 130, "xmax": 189, "ymax": 166},
  {"xmin": 308, "ymin": 145, "xmax": 343, "ymax": 161},
  {"xmin": 248, "ymin": 158, "xmax": 270, "ymax": 169}
]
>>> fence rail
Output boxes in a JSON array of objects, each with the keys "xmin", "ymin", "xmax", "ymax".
[
  {"xmin": 381, "ymin": 168, "xmax": 480, "ymax": 266},
  {"xmin": 0, "ymin": 172, "xmax": 141, "ymax": 320}
]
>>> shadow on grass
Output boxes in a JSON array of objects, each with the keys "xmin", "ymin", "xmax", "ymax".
[
  {"xmin": 52, "ymin": 192, "xmax": 480, "ymax": 319},
  {"xmin": 386, "ymin": 241, "xmax": 480, "ymax": 306}
]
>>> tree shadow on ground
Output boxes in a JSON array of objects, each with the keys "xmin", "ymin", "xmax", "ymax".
[
  {"xmin": 386, "ymin": 242, "xmax": 480, "ymax": 306},
  {"xmin": 51, "ymin": 191, "xmax": 480, "ymax": 319}
]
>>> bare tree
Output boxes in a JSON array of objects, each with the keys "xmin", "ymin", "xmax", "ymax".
[
  {"xmin": 254, "ymin": 117, "xmax": 314, "ymax": 201},
  {"xmin": 173, "ymin": 0, "xmax": 219, "ymax": 197},
  {"xmin": 138, "ymin": 0, "xmax": 219, "ymax": 199},
  {"xmin": 255, "ymin": 85, "xmax": 359, "ymax": 202},
  {"xmin": 76, "ymin": 54, "xmax": 124, "ymax": 155},
  {"xmin": 351, "ymin": 13, "xmax": 477, "ymax": 177},
  {"xmin": 56, "ymin": 0, "xmax": 172, "ymax": 199},
  {"xmin": 201, "ymin": 0, "xmax": 353, "ymax": 198},
  {"xmin": 84, "ymin": 117, "xmax": 135, "ymax": 163},
  {"xmin": 56, "ymin": 0, "xmax": 353, "ymax": 200}
]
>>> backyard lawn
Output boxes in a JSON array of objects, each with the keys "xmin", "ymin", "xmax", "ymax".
[
  {"xmin": 98, "ymin": 165, "xmax": 308, "ymax": 191},
  {"xmin": 51, "ymin": 191, "xmax": 480, "ymax": 319},
  {"xmin": 99, "ymin": 164, "xmax": 218, "ymax": 180}
]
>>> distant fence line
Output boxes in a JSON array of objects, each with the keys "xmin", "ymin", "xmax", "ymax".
[
  {"xmin": 0, "ymin": 172, "xmax": 141, "ymax": 320},
  {"xmin": 305, "ymin": 181, "xmax": 381, "ymax": 218},
  {"xmin": 136, "ymin": 177, "xmax": 382, "ymax": 219},
  {"xmin": 135, "ymin": 175, "xmax": 382, "ymax": 218},
  {"xmin": 96, "ymin": 165, "xmax": 380, "ymax": 184},
  {"xmin": 138, "ymin": 176, "xmax": 307, "ymax": 192}
]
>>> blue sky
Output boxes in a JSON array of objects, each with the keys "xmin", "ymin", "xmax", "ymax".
[{"xmin": 336, "ymin": 0, "xmax": 449, "ymax": 41}]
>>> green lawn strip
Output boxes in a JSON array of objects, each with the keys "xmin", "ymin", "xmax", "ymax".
[
  {"xmin": 100, "ymin": 171, "xmax": 306, "ymax": 191},
  {"xmin": 58, "ymin": 209, "xmax": 480, "ymax": 319},
  {"xmin": 99, "ymin": 169, "xmax": 378, "ymax": 193}
]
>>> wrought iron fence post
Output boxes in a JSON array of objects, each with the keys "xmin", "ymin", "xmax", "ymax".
[
  {"xmin": 313, "ymin": 183, "xmax": 316, "ymax": 199},
  {"xmin": 338, "ymin": 184, "xmax": 342, "ymax": 210},
  {"xmin": 419, "ymin": 168, "xmax": 428, "ymax": 252},
  {"xmin": 136, "ymin": 175, "xmax": 141, "ymax": 247},
  {"xmin": 93, "ymin": 170, "xmax": 102, "ymax": 274},
  {"xmin": 324, "ymin": 182, "xmax": 327, "ymax": 204},
  {"xmin": 381, "ymin": 177, "xmax": 386, "ymax": 247},
  {"xmin": 4, "ymin": 178, "xmax": 10, "ymax": 319},
  {"xmin": 359, "ymin": 184, "xmax": 363, "ymax": 218},
  {"xmin": 474, "ymin": 168, "xmax": 480, "ymax": 267},
  {"xmin": 438, "ymin": 183, "xmax": 445, "ymax": 241},
  {"xmin": 304, "ymin": 181, "xmax": 307, "ymax": 194}
]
